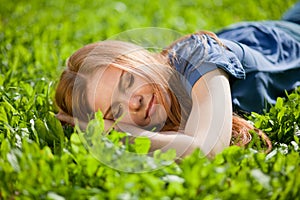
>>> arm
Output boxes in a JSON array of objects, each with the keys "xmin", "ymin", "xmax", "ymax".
[
  {"xmin": 56, "ymin": 111, "xmax": 115, "ymax": 133},
  {"xmin": 57, "ymin": 68, "xmax": 232, "ymax": 158},
  {"xmin": 56, "ymin": 111, "xmax": 196, "ymax": 157},
  {"xmin": 117, "ymin": 68, "xmax": 232, "ymax": 158},
  {"xmin": 185, "ymin": 68, "xmax": 232, "ymax": 157},
  {"xmin": 161, "ymin": 68, "xmax": 232, "ymax": 157}
]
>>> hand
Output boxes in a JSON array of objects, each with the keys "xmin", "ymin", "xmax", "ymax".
[
  {"xmin": 55, "ymin": 111, "xmax": 88, "ymax": 130},
  {"xmin": 55, "ymin": 111, "xmax": 75, "ymax": 126}
]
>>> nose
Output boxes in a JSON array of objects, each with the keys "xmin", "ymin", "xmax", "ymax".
[{"xmin": 128, "ymin": 94, "xmax": 143, "ymax": 111}]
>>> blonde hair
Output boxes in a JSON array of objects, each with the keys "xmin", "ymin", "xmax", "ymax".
[
  {"xmin": 55, "ymin": 40, "xmax": 191, "ymax": 131},
  {"xmin": 55, "ymin": 32, "xmax": 271, "ymax": 151}
]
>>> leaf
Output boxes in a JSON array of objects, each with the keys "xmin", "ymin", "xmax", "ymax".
[
  {"xmin": 0, "ymin": 139, "xmax": 11, "ymax": 156},
  {"xmin": 133, "ymin": 136, "xmax": 151, "ymax": 154},
  {"xmin": 162, "ymin": 175, "xmax": 185, "ymax": 183},
  {"xmin": 70, "ymin": 133, "xmax": 83, "ymax": 155},
  {"xmin": 45, "ymin": 113, "xmax": 64, "ymax": 142},
  {"xmin": 47, "ymin": 192, "xmax": 65, "ymax": 200},
  {"xmin": 7, "ymin": 150, "xmax": 21, "ymax": 172},
  {"xmin": 85, "ymin": 156, "xmax": 99, "ymax": 177},
  {"xmin": 0, "ymin": 105, "xmax": 8, "ymax": 123},
  {"xmin": 275, "ymin": 97, "xmax": 284, "ymax": 110}
]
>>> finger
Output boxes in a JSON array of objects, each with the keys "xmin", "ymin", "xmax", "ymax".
[{"xmin": 56, "ymin": 113, "xmax": 75, "ymax": 126}]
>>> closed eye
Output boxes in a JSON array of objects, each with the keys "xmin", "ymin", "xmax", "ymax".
[
  {"xmin": 111, "ymin": 103, "xmax": 123, "ymax": 119},
  {"xmin": 120, "ymin": 72, "xmax": 134, "ymax": 92}
]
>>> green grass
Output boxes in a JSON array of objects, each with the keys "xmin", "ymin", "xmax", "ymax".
[{"xmin": 0, "ymin": 0, "xmax": 300, "ymax": 199}]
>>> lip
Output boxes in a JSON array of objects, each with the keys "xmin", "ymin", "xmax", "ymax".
[{"xmin": 145, "ymin": 94, "xmax": 156, "ymax": 119}]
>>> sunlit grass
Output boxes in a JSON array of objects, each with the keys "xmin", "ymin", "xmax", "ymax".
[{"xmin": 0, "ymin": 0, "xmax": 299, "ymax": 199}]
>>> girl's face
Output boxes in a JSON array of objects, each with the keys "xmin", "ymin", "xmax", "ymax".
[{"xmin": 88, "ymin": 65, "xmax": 171, "ymax": 131}]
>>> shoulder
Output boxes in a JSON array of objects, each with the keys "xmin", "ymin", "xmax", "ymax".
[
  {"xmin": 166, "ymin": 31, "xmax": 244, "ymax": 72},
  {"xmin": 164, "ymin": 32, "xmax": 245, "ymax": 94},
  {"xmin": 192, "ymin": 68, "xmax": 229, "ymax": 97},
  {"xmin": 166, "ymin": 31, "xmax": 224, "ymax": 57}
]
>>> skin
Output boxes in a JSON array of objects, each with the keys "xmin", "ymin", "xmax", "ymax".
[
  {"xmin": 186, "ymin": 68, "xmax": 232, "ymax": 156},
  {"xmin": 86, "ymin": 64, "xmax": 232, "ymax": 157},
  {"xmin": 87, "ymin": 64, "xmax": 171, "ymax": 132}
]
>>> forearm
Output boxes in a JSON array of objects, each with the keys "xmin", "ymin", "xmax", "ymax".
[
  {"xmin": 55, "ymin": 113, "xmax": 197, "ymax": 157},
  {"xmin": 140, "ymin": 131, "xmax": 197, "ymax": 157},
  {"xmin": 185, "ymin": 69, "xmax": 232, "ymax": 157},
  {"xmin": 116, "ymin": 123, "xmax": 196, "ymax": 157}
]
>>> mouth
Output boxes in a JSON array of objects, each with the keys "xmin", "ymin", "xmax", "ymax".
[{"xmin": 145, "ymin": 94, "xmax": 156, "ymax": 119}]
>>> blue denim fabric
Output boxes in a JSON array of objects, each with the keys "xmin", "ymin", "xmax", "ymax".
[
  {"xmin": 282, "ymin": 1, "xmax": 300, "ymax": 25},
  {"xmin": 217, "ymin": 21, "xmax": 300, "ymax": 113},
  {"xmin": 168, "ymin": 34, "xmax": 245, "ymax": 93},
  {"xmin": 168, "ymin": 6, "xmax": 300, "ymax": 113}
]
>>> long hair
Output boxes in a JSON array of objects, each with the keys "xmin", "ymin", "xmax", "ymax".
[
  {"xmin": 163, "ymin": 31, "xmax": 272, "ymax": 151},
  {"xmin": 55, "ymin": 33, "xmax": 272, "ymax": 152},
  {"xmin": 55, "ymin": 40, "xmax": 190, "ymax": 131}
]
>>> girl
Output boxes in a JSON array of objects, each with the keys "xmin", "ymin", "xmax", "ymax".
[{"xmin": 55, "ymin": 2, "xmax": 300, "ymax": 157}]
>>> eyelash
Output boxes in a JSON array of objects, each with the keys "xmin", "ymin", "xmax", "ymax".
[
  {"xmin": 111, "ymin": 72, "xmax": 134, "ymax": 119},
  {"xmin": 124, "ymin": 73, "xmax": 134, "ymax": 89},
  {"xmin": 112, "ymin": 104, "xmax": 123, "ymax": 119}
]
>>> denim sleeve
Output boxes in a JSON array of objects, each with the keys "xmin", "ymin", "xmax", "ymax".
[{"xmin": 168, "ymin": 34, "xmax": 245, "ymax": 93}]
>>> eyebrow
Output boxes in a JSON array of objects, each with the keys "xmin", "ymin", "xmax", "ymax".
[{"xmin": 103, "ymin": 70, "xmax": 125, "ymax": 119}]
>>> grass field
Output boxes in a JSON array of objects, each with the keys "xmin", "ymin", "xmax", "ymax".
[{"xmin": 0, "ymin": 0, "xmax": 300, "ymax": 199}]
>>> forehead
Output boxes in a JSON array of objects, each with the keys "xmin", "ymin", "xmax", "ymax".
[{"xmin": 87, "ymin": 65, "xmax": 123, "ymax": 114}]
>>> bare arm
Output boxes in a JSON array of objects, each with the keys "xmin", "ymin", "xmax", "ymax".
[
  {"xmin": 117, "ymin": 68, "xmax": 232, "ymax": 158},
  {"xmin": 57, "ymin": 68, "xmax": 232, "ymax": 158},
  {"xmin": 185, "ymin": 68, "xmax": 232, "ymax": 157},
  {"xmin": 56, "ymin": 111, "xmax": 115, "ymax": 133}
]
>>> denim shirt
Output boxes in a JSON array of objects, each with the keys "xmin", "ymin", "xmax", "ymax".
[{"xmin": 168, "ymin": 21, "xmax": 300, "ymax": 113}]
